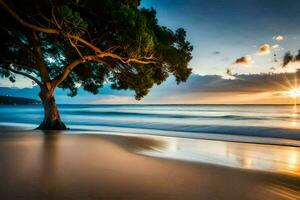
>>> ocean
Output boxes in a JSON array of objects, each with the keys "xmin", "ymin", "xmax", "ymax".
[{"xmin": 0, "ymin": 104, "xmax": 300, "ymax": 145}]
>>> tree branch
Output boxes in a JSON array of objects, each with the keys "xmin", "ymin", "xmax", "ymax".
[
  {"xmin": 0, "ymin": 1, "xmax": 156, "ymax": 63},
  {"xmin": 0, "ymin": 0, "xmax": 96, "ymax": 54},
  {"xmin": 1, "ymin": 0, "xmax": 158, "ymax": 91},
  {"xmin": 50, "ymin": 51, "xmax": 157, "ymax": 92},
  {"xmin": 0, "ymin": 0, "xmax": 59, "ymax": 34},
  {"xmin": 29, "ymin": 31, "xmax": 50, "ymax": 84},
  {"xmin": 4, "ymin": 61, "xmax": 39, "ymax": 74},
  {"xmin": 51, "ymin": 55, "xmax": 98, "ymax": 90},
  {"xmin": 0, "ymin": 65, "xmax": 42, "ymax": 87},
  {"xmin": 66, "ymin": 33, "xmax": 103, "ymax": 54},
  {"xmin": 97, "ymin": 52, "xmax": 157, "ymax": 65},
  {"xmin": 66, "ymin": 34, "xmax": 157, "ymax": 64}
]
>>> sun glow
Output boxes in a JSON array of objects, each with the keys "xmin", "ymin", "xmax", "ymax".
[{"xmin": 288, "ymin": 88, "xmax": 300, "ymax": 98}]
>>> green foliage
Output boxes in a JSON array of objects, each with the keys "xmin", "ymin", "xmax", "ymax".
[
  {"xmin": 57, "ymin": 5, "xmax": 88, "ymax": 36},
  {"xmin": 0, "ymin": 0, "xmax": 193, "ymax": 100}
]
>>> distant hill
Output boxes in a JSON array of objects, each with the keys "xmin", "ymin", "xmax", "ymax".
[
  {"xmin": 0, "ymin": 86, "xmax": 40, "ymax": 98},
  {"xmin": 0, "ymin": 85, "xmax": 133, "ymax": 104},
  {"xmin": 0, "ymin": 96, "xmax": 40, "ymax": 105}
]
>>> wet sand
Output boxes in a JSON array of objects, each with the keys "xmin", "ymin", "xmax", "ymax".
[{"xmin": 0, "ymin": 131, "xmax": 299, "ymax": 200}]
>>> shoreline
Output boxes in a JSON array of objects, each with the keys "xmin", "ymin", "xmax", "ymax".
[
  {"xmin": 1, "ymin": 124, "xmax": 300, "ymax": 147},
  {"xmin": 0, "ymin": 130, "xmax": 299, "ymax": 199},
  {"xmin": 71, "ymin": 130, "xmax": 300, "ymax": 148}
]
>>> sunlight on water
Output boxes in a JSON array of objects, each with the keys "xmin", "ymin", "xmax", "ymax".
[
  {"xmin": 290, "ymin": 104, "xmax": 299, "ymax": 127},
  {"xmin": 138, "ymin": 135, "xmax": 300, "ymax": 176}
]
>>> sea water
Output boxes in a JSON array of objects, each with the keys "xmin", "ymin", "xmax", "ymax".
[{"xmin": 0, "ymin": 104, "xmax": 299, "ymax": 143}]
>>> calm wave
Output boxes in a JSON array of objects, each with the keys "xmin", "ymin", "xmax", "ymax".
[{"xmin": 0, "ymin": 104, "xmax": 300, "ymax": 142}]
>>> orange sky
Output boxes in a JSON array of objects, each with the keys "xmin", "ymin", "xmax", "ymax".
[{"xmin": 137, "ymin": 92, "xmax": 297, "ymax": 105}]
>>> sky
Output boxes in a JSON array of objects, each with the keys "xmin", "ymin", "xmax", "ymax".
[
  {"xmin": 142, "ymin": 0, "xmax": 300, "ymax": 75},
  {"xmin": 1, "ymin": 0, "xmax": 300, "ymax": 104}
]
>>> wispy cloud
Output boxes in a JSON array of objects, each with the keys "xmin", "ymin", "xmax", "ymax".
[{"xmin": 271, "ymin": 44, "xmax": 280, "ymax": 49}]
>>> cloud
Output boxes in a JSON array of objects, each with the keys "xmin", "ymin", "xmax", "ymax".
[
  {"xmin": 151, "ymin": 70, "xmax": 300, "ymax": 95},
  {"xmin": 234, "ymin": 55, "xmax": 253, "ymax": 65},
  {"xmin": 273, "ymin": 35, "xmax": 284, "ymax": 41},
  {"xmin": 271, "ymin": 44, "xmax": 280, "ymax": 49},
  {"xmin": 283, "ymin": 50, "xmax": 300, "ymax": 67},
  {"xmin": 2, "ymin": 70, "xmax": 300, "ymax": 104},
  {"xmin": 257, "ymin": 44, "xmax": 270, "ymax": 55},
  {"xmin": 124, "ymin": 71, "xmax": 300, "ymax": 103},
  {"xmin": 212, "ymin": 51, "xmax": 221, "ymax": 55}
]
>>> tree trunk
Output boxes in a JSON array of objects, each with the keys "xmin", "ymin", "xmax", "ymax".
[{"xmin": 37, "ymin": 90, "xmax": 67, "ymax": 130}]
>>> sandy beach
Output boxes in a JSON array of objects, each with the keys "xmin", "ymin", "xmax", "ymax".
[{"xmin": 0, "ymin": 129, "xmax": 299, "ymax": 200}]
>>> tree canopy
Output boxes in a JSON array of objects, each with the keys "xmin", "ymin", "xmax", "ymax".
[{"xmin": 0, "ymin": 0, "xmax": 193, "ymax": 100}]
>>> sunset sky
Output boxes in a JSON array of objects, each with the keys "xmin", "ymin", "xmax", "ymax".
[{"xmin": 1, "ymin": 0, "xmax": 300, "ymax": 104}]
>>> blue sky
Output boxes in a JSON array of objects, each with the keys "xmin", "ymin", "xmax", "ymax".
[
  {"xmin": 142, "ymin": 0, "xmax": 300, "ymax": 75},
  {"xmin": 1, "ymin": 0, "xmax": 300, "ymax": 104}
]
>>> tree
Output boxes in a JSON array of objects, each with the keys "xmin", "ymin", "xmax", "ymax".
[{"xmin": 0, "ymin": 0, "xmax": 193, "ymax": 130}]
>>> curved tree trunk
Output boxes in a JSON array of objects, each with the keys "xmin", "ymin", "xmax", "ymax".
[{"xmin": 37, "ymin": 90, "xmax": 67, "ymax": 130}]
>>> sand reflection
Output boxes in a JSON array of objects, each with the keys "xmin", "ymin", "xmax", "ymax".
[
  {"xmin": 39, "ymin": 132, "xmax": 63, "ymax": 192},
  {"xmin": 139, "ymin": 136, "xmax": 300, "ymax": 176}
]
